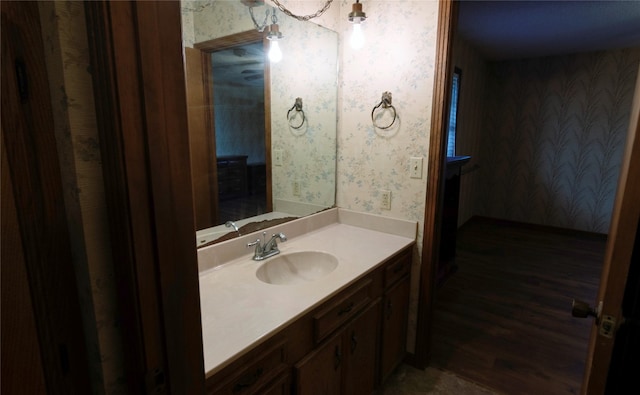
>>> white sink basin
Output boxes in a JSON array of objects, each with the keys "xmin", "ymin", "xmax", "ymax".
[{"xmin": 256, "ymin": 251, "xmax": 338, "ymax": 285}]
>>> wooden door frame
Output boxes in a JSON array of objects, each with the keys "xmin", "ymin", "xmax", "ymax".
[
  {"xmin": 1, "ymin": 1, "xmax": 91, "ymax": 393},
  {"xmin": 194, "ymin": 31, "xmax": 274, "ymax": 215},
  {"xmin": 582, "ymin": 64, "xmax": 640, "ymax": 394},
  {"xmin": 413, "ymin": 0, "xmax": 457, "ymax": 368},
  {"xmin": 186, "ymin": 46, "xmax": 219, "ymax": 229},
  {"xmin": 84, "ymin": 1, "xmax": 204, "ymax": 393}
]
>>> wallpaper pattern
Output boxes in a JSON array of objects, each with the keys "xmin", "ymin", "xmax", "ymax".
[
  {"xmin": 476, "ymin": 49, "xmax": 639, "ymax": 233},
  {"xmin": 183, "ymin": 0, "xmax": 338, "ymax": 210},
  {"xmin": 38, "ymin": 2, "xmax": 125, "ymax": 393},
  {"xmin": 336, "ymin": 0, "xmax": 439, "ymax": 352}
]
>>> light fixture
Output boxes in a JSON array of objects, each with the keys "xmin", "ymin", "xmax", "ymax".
[
  {"xmin": 266, "ymin": 10, "xmax": 283, "ymax": 63},
  {"xmin": 348, "ymin": 0, "xmax": 366, "ymax": 49}
]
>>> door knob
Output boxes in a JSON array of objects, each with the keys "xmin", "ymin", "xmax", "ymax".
[{"xmin": 572, "ymin": 299, "xmax": 600, "ymax": 318}]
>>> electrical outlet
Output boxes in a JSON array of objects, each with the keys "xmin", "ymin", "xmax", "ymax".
[
  {"xmin": 293, "ymin": 181, "xmax": 301, "ymax": 196},
  {"xmin": 380, "ymin": 190, "xmax": 391, "ymax": 210},
  {"xmin": 274, "ymin": 149, "xmax": 283, "ymax": 166},
  {"xmin": 410, "ymin": 156, "xmax": 423, "ymax": 179}
]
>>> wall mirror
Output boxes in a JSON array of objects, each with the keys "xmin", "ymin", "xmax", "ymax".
[{"xmin": 181, "ymin": 0, "xmax": 338, "ymax": 247}]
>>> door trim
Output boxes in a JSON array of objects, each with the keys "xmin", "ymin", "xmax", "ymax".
[
  {"xmin": 583, "ymin": 64, "xmax": 640, "ymax": 394},
  {"xmin": 195, "ymin": 30, "xmax": 274, "ymax": 215},
  {"xmin": 414, "ymin": 0, "xmax": 458, "ymax": 368},
  {"xmin": 1, "ymin": 1, "xmax": 91, "ymax": 392},
  {"xmin": 84, "ymin": 1, "xmax": 205, "ymax": 392}
]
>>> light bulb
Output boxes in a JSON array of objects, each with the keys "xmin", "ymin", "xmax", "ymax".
[
  {"xmin": 269, "ymin": 41, "xmax": 282, "ymax": 63},
  {"xmin": 350, "ymin": 23, "xmax": 365, "ymax": 50}
]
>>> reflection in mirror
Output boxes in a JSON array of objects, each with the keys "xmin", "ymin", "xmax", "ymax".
[
  {"xmin": 211, "ymin": 41, "xmax": 268, "ymax": 222},
  {"xmin": 181, "ymin": 1, "xmax": 338, "ymax": 247}
]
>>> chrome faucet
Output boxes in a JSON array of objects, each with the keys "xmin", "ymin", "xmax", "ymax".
[
  {"xmin": 247, "ymin": 231, "xmax": 287, "ymax": 261},
  {"xmin": 225, "ymin": 220, "xmax": 241, "ymax": 236}
]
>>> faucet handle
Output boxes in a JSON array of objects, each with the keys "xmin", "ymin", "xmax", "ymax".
[
  {"xmin": 247, "ymin": 239, "xmax": 262, "ymax": 252},
  {"xmin": 247, "ymin": 239, "xmax": 260, "ymax": 247}
]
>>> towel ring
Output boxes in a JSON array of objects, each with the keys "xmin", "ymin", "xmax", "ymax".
[
  {"xmin": 371, "ymin": 91, "xmax": 397, "ymax": 130},
  {"xmin": 287, "ymin": 97, "xmax": 306, "ymax": 129}
]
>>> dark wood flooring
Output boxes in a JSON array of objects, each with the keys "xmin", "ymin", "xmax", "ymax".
[{"xmin": 430, "ymin": 217, "xmax": 606, "ymax": 395}]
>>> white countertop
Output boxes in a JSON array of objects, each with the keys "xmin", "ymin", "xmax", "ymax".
[{"xmin": 198, "ymin": 208, "xmax": 417, "ymax": 377}]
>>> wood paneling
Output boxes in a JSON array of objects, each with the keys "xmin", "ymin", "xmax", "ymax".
[{"xmin": 1, "ymin": 128, "xmax": 47, "ymax": 395}]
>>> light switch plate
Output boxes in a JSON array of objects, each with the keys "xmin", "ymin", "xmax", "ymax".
[{"xmin": 410, "ymin": 157, "xmax": 423, "ymax": 179}]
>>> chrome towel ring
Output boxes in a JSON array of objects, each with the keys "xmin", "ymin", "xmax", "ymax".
[
  {"xmin": 371, "ymin": 91, "xmax": 397, "ymax": 130},
  {"xmin": 287, "ymin": 97, "xmax": 306, "ymax": 129}
]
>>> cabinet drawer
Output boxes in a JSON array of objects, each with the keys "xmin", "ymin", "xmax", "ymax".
[
  {"xmin": 207, "ymin": 340, "xmax": 287, "ymax": 395},
  {"xmin": 383, "ymin": 249, "xmax": 411, "ymax": 288},
  {"xmin": 313, "ymin": 279, "xmax": 372, "ymax": 343}
]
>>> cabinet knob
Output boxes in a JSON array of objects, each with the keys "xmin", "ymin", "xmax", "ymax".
[
  {"xmin": 232, "ymin": 367, "xmax": 263, "ymax": 393},
  {"xmin": 338, "ymin": 301, "xmax": 355, "ymax": 316}
]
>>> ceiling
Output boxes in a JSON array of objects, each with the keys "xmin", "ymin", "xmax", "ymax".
[
  {"xmin": 457, "ymin": 0, "xmax": 640, "ymax": 61},
  {"xmin": 211, "ymin": 41, "xmax": 264, "ymax": 88}
]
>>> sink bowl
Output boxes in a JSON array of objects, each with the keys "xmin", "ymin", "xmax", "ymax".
[{"xmin": 256, "ymin": 251, "xmax": 338, "ymax": 285}]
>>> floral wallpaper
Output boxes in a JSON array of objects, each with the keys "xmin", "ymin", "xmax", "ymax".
[
  {"xmin": 270, "ymin": 14, "xmax": 338, "ymax": 209},
  {"xmin": 472, "ymin": 48, "xmax": 640, "ymax": 233},
  {"xmin": 336, "ymin": 0, "xmax": 440, "ymax": 352},
  {"xmin": 183, "ymin": 0, "xmax": 338, "ymax": 212},
  {"xmin": 38, "ymin": 1, "xmax": 125, "ymax": 394}
]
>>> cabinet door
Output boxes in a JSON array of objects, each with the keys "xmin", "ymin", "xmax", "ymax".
[
  {"xmin": 380, "ymin": 277, "xmax": 410, "ymax": 382},
  {"xmin": 295, "ymin": 333, "xmax": 343, "ymax": 395},
  {"xmin": 260, "ymin": 373, "xmax": 290, "ymax": 395},
  {"xmin": 344, "ymin": 300, "xmax": 380, "ymax": 395}
]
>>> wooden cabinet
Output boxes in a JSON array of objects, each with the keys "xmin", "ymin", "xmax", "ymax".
[
  {"xmin": 343, "ymin": 300, "xmax": 380, "ymax": 395},
  {"xmin": 379, "ymin": 248, "xmax": 412, "ymax": 383},
  {"xmin": 206, "ymin": 338, "xmax": 288, "ymax": 395},
  {"xmin": 294, "ymin": 332, "xmax": 343, "ymax": 395},
  {"xmin": 217, "ymin": 155, "xmax": 248, "ymax": 200},
  {"xmin": 295, "ymin": 300, "xmax": 380, "ymax": 395},
  {"xmin": 205, "ymin": 245, "xmax": 414, "ymax": 395},
  {"xmin": 380, "ymin": 278, "xmax": 410, "ymax": 382}
]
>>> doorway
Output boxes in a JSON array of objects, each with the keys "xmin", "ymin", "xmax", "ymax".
[
  {"xmin": 210, "ymin": 41, "xmax": 269, "ymax": 223},
  {"xmin": 431, "ymin": 7, "xmax": 639, "ymax": 395}
]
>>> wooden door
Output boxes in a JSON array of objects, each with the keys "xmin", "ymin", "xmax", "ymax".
[
  {"xmin": 185, "ymin": 46, "xmax": 219, "ymax": 229},
  {"xmin": 344, "ymin": 301, "xmax": 379, "ymax": 395},
  {"xmin": 581, "ymin": 65, "xmax": 640, "ymax": 394},
  {"xmin": 380, "ymin": 279, "xmax": 410, "ymax": 383},
  {"xmin": 294, "ymin": 333, "xmax": 343, "ymax": 395}
]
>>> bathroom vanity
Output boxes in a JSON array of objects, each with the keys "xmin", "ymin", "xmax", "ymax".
[{"xmin": 197, "ymin": 208, "xmax": 417, "ymax": 394}]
